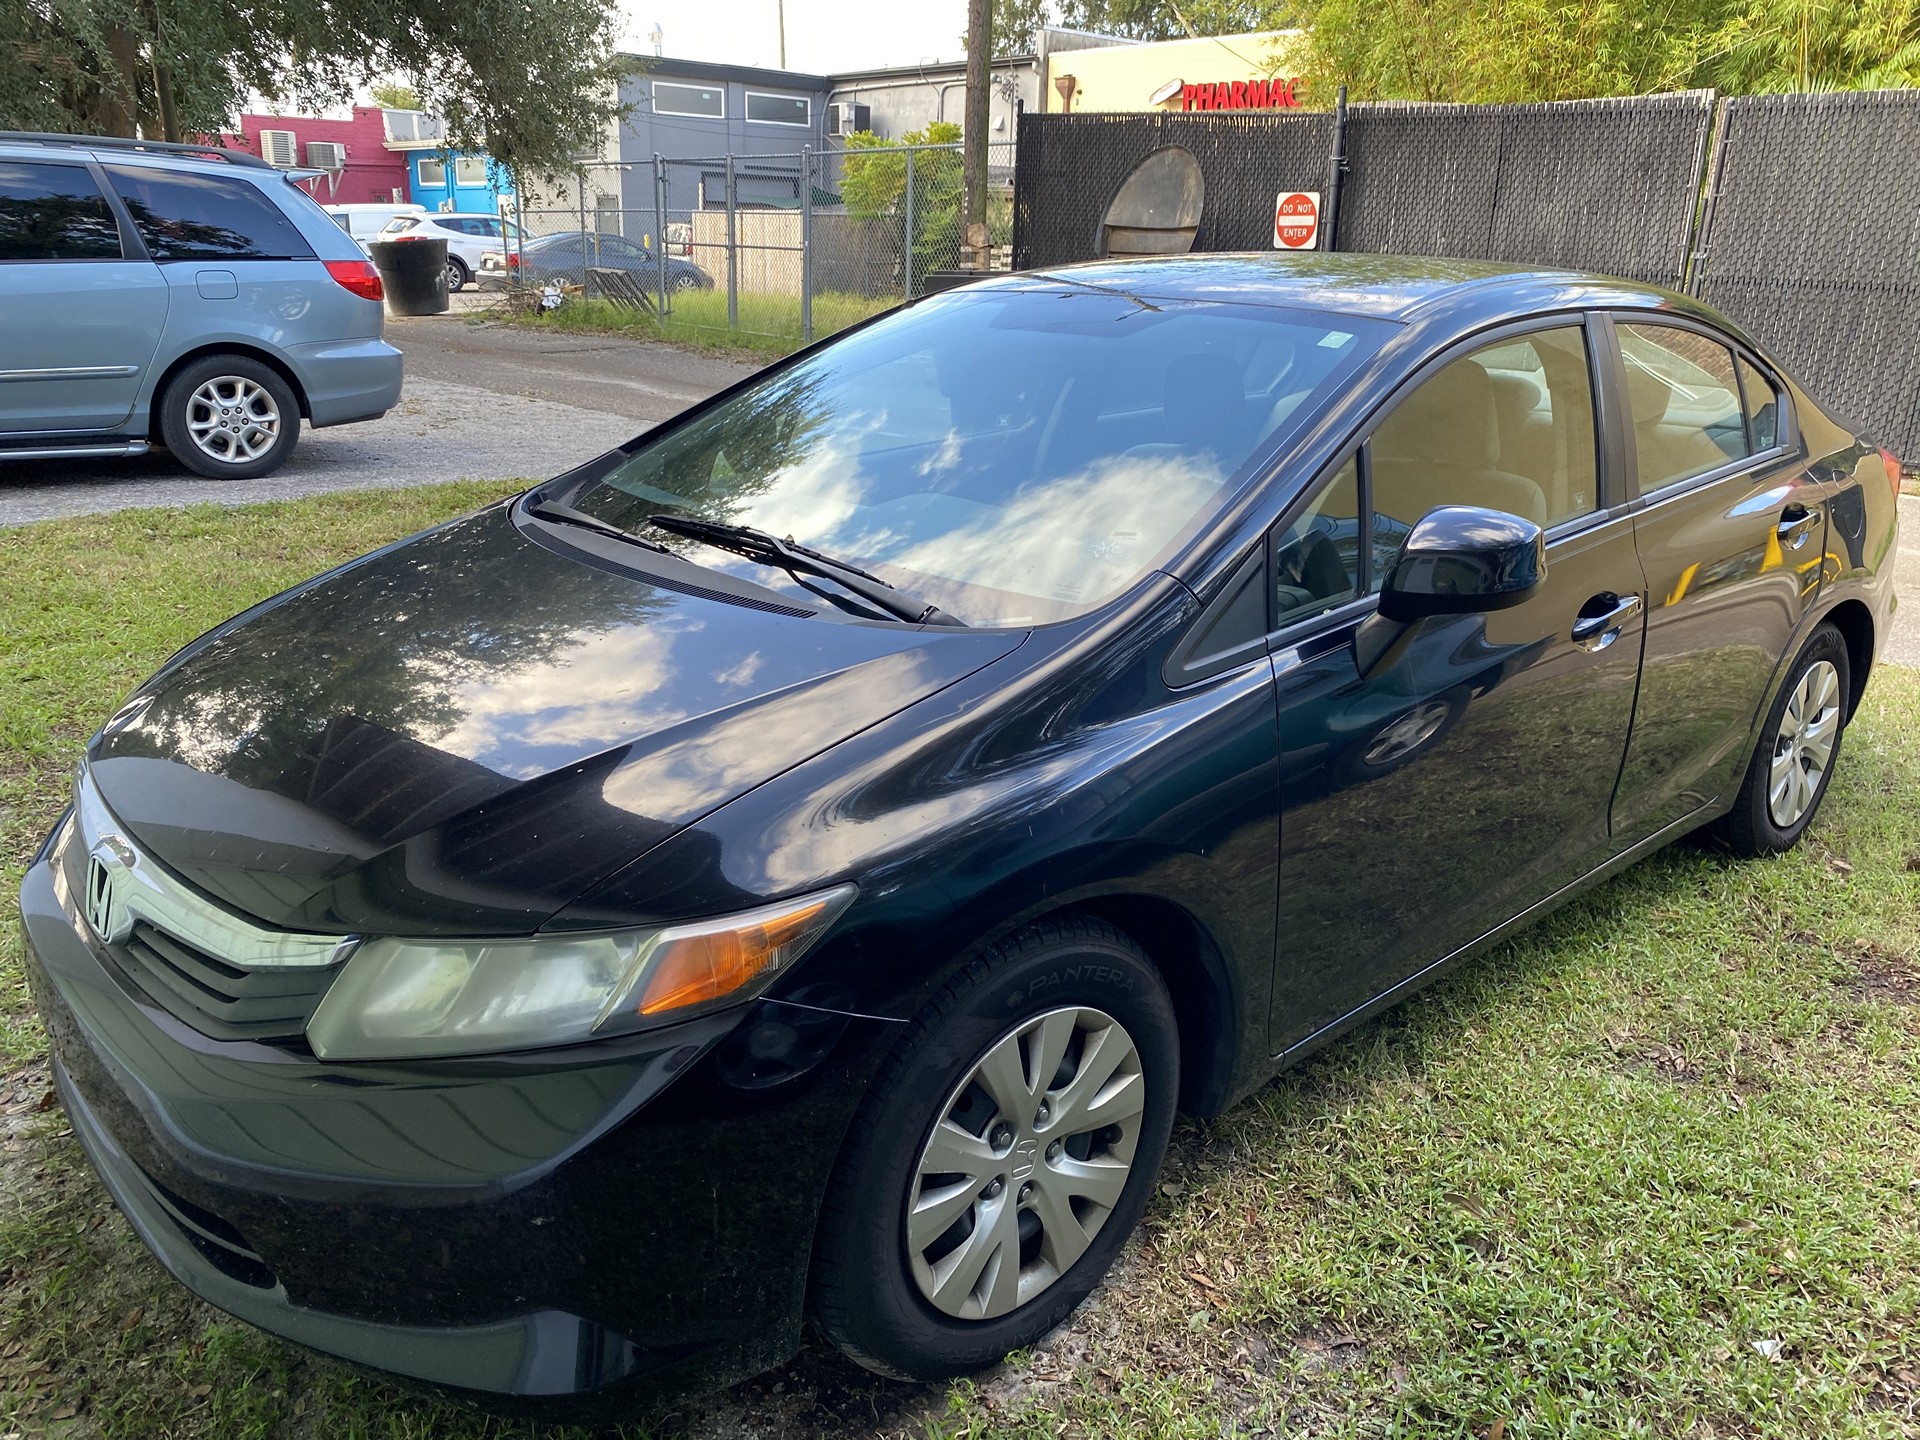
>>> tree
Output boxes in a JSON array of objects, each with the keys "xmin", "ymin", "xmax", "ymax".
[
  {"xmin": 0, "ymin": 0, "xmax": 635, "ymax": 176},
  {"xmin": 367, "ymin": 79, "xmax": 420, "ymax": 112},
  {"xmin": 1300, "ymin": 0, "xmax": 1920, "ymax": 103},
  {"xmin": 841, "ymin": 122, "xmax": 966, "ymax": 292}
]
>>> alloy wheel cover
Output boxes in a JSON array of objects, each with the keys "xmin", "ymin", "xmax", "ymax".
[
  {"xmin": 905, "ymin": 1006, "xmax": 1145, "ymax": 1320},
  {"xmin": 186, "ymin": 376, "xmax": 281, "ymax": 464},
  {"xmin": 1768, "ymin": 658, "xmax": 1841, "ymax": 828}
]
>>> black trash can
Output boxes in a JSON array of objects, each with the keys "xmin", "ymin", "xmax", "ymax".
[{"xmin": 368, "ymin": 237, "xmax": 450, "ymax": 316}]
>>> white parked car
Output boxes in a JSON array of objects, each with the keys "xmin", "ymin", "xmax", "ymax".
[
  {"xmin": 322, "ymin": 202, "xmax": 425, "ymax": 251},
  {"xmin": 378, "ymin": 212, "xmax": 509, "ymax": 292}
]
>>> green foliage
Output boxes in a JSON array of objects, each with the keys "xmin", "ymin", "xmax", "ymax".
[
  {"xmin": 841, "ymin": 122, "xmax": 967, "ymax": 292},
  {"xmin": 0, "ymin": 0, "xmax": 635, "ymax": 175},
  {"xmin": 366, "ymin": 79, "xmax": 419, "ymax": 111},
  {"xmin": 1302, "ymin": 0, "xmax": 1920, "ymax": 102}
]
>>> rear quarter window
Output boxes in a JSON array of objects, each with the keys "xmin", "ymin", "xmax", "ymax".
[{"xmin": 103, "ymin": 165, "xmax": 316, "ymax": 261}]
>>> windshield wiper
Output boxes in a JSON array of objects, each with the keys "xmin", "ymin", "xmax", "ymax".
[
  {"xmin": 522, "ymin": 491, "xmax": 671, "ymax": 553},
  {"xmin": 646, "ymin": 514, "xmax": 967, "ymax": 627}
]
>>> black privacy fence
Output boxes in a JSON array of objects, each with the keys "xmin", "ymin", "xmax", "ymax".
[{"xmin": 1013, "ymin": 91, "xmax": 1920, "ymax": 460}]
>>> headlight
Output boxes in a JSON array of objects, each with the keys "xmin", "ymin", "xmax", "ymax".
[{"xmin": 305, "ymin": 885, "xmax": 855, "ymax": 1061}]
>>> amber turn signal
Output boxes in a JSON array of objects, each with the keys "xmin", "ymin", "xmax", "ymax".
[{"xmin": 625, "ymin": 886, "xmax": 858, "ymax": 1019}]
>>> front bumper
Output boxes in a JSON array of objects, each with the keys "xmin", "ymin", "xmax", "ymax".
[{"xmin": 20, "ymin": 855, "xmax": 897, "ymax": 1412}]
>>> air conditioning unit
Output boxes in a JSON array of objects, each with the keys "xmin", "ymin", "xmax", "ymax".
[
  {"xmin": 826, "ymin": 102, "xmax": 871, "ymax": 137},
  {"xmin": 306, "ymin": 140, "xmax": 347, "ymax": 170},
  {"xmin": 259, "ymin": 129, "xmax": 298, "ymax": 167}
]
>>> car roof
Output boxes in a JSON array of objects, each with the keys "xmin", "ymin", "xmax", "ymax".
[
  {"xmin": 0, "ymin": 132, "xmax": 277, "ymax": 180},
  {"xmin": 974, "ymin": 251, "xmax": 1708, "ymax": 326}
]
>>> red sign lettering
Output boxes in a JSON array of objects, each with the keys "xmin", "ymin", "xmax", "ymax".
[{"xmin": 1179, "ymin": 77, "xmax": 1301, "ymax": 112}]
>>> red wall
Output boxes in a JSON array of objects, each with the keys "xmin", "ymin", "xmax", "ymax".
[{"xmin": 219, "ymin": 107, "xmax": 410, "ymax": 205}]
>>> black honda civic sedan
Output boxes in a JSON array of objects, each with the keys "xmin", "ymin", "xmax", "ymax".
[{"xmin": 21, "ymin": 254, "xmax": 1899, "ymax": 1413}]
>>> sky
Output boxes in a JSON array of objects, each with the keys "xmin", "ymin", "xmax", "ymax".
[{"xmin": 615, "ymin": 0, "xmax": 971, "ymax": 73}]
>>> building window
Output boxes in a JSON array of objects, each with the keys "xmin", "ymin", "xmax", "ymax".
[
  {"xmin": 417, "ymin": 158, "xmax": 447, "ymax": 186},
  {"xmin": 454, "ymin": 156, "xmax": 487, "ymax": 185},
  {"xmin": 655, "ymin": 82, "xmax": 724, "ymax": 119},
  {"xmin": 745, "ymin": 92, "xmax": 809, "ymax": 126}
]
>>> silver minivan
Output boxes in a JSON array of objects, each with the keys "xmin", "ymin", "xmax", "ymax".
[{"xmin": 0, "ymin": 132, "xmax": 403, "ymax": 479}]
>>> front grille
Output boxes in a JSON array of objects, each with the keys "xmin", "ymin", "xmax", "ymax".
[{"xmin": 108, "ymin": 920, "xmax": 340, "ymax": 1043}]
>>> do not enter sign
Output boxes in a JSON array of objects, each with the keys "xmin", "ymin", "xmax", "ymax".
[{"xmin": 1273, "ymin": 191, "xmax": 1320, "ymax": 249}]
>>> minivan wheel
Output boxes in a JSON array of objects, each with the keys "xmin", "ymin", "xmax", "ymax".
[
  {"xmin": 811, "ymin": 917, "xmax": 1178, "ymax": 1381},
  {"xmin": 159, "ymin": 356, "xmax": 299, "ymax": 480},
  {"xmin": 1713, "ymin": 622, "xmax": 1850, "ymax": 857}
]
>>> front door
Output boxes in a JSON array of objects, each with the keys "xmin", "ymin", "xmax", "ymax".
[
  {"xmin": 0, "ymin": 158, "xmax": 168, "ymax": 434},
  {"xmin": 1268, "ymin": 321, "xmax": 1647, "ymax": 1053}
]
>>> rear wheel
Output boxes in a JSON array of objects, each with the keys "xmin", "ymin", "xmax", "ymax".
[
  {"xmin": 158, "ymin": 355, "xmax": 299, "ymax": 480},
  {"xmin": 1712, "ymin": 623, "xmax": 1849, "ymax": 856},
  {"xmin": 811, "ymin": 917, "xmax": 1178, "ymax": 1381}
]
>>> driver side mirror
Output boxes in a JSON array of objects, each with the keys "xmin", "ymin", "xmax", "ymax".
[{"xmin": 1377, "ymin": 505, "xmax": 1545, "ymax": 623}]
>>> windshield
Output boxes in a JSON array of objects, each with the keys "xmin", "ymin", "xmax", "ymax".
[{"xmin": 573, "ymin": 284, "xmax": 1390, "ymax": 625}]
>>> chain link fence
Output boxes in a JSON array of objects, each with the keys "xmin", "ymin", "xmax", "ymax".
[
  {"xmin": 1013, "ymin": 93, "xmax": 1920, "ymax": 459},
  {"xmin": 506, "ymin": 141, "xmax": 1016, "ymax": 344},
  {"xmin": 1688, "ymin": 91, "xmax": 1920, "ymax": 459}
]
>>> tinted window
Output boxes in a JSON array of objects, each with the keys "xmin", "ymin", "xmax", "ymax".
[
  {"xmin": 747, "ymin": 93, "xmax": 809, "ymax": 126},
  {"xmin": 656, "ymin": 82, "xmax": 724, "ymax": 118},
  {"xmin": 575, "ymin": 290, "xmax": 1387, "ymax": 625},
  {"xmin": 1738, "ymin": 355, "xmax": 1780, "ymax": 451},
  {"xmin": 1618, "ymin": 323, "xmax": 1750, "ymax": 491},
  {"xmin": 104, "ymin": 165, "xmax": 315, "ymax": 260},
  {"xmin": 0, "ymin": 161, "xmax": 121, "ymax": 260},
  {"xmin": 1272, "ymin": 456, "xmax": 1361, "ymax": 623},
  {"xmin": 1368, "ymin": 325, "xmax": 1598, "ymax": 540}
]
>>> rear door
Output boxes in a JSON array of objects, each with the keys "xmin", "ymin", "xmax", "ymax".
[
  {"xmin": 0, "ymin": 157, "xmax": 169, "ymax": 434},
  {"xmin": 1604, "ymin": 317, "xmax": 1824, "ymax": 845},
  {"xmin": 1268, "ymin": 319, "xmax": 1647, "ymax": 1053}
]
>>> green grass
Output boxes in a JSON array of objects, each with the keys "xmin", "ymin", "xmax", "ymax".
[
  {"xmin": 2, "ymin": 486, "xmax": 1918, "ymax": 1438},
  {"xmin": 498, "ymin": 290, "xmax": 898, "ymax": 361}
]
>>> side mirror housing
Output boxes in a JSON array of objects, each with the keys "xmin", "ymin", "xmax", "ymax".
[{"xmin": 1377, "ymin": 505, "xmax": 1545, "ymax": 623}]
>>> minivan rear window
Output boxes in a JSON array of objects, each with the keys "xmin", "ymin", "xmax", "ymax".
[{"xmin": 103, "ymin": 165, "xmax": 316, "ymax": 261}]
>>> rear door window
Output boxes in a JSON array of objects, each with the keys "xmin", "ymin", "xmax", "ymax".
[
  {"xmin": 1617, "ymin": 323, "xmax": 1751, "ymax": 491},
  {"xmin": 1737, "ymin": 355, "xmax": 1781, "ymax": 451},
  {"xmin": 0, "ymin": 160, "xmax": 122, "ymax": 260},
  {"xmin": 102, "ymin": 165, "xmax": 316, "ymax": 261}
]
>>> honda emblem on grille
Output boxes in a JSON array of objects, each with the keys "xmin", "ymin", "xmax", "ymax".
[{"xmin": 83, "ymin": 837, "xmax": 135, "ymax": 943}]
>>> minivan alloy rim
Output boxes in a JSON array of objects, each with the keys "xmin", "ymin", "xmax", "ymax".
[
  {"xmin": 186, "ymin": 377, "xmax": 280, "ymax": 463},
  {"xmin": 1769, "ymin": 658, "xmax": 1841, "ymax": 827},
  {"xmin": 906, "ymin": 1005, "xmax": 1145, "ymax": 1320}
]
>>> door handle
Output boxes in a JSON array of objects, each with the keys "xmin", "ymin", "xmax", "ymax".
[
  {"xmin": 1571, "ymin": 592, "xmax": 1643, "ymax": 651},
  {"xmin": 1777, "ymin": 503, "xmax": 1817, "ymax": 550}
]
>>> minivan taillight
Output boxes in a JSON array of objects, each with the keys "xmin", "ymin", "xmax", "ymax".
[{"xmin": 325, "ymin": 259, "xmax": 384, "ymax": 302}]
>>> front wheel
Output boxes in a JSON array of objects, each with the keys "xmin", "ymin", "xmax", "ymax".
[
  {"xmin": 1712, "ymin": 622, "xmax": 1850, "ymax": 856},
  {"xmin": 811, "ymin": 917, "xmax": 1178, "ymax": 1381},
  {"xmin": 446, "ymin": 256, "xmax": 471, "ymax": 292},
  {"xmin": 157, "ymin": 355, "xmax": 300, "ymax": 480}
]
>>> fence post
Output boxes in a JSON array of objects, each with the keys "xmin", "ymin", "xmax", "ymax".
[
  {"xmin": 1684, "ymin": 94, "xmax": 1729, "ymax": 296},
  {"xmin": 903, "ymin": 146, "xmax": 916, "ymax": 301},
  {"xmin": 1322, "ymin": 85, "xmax": 1350, "ymax": 253},
  {"xmin": 801, "ymin": 145, "xmax": 815, "ymax": 343},
  {"xmin": 653, "ymin": 154, "xmax": 668, "ymax": 318},
  {"xmin": 577, "ymin": 170, "xmax": 589, "ymax": 297},
  {"xmin": 725, "ymin": 153, "xmax": 739, "ymax": 329}
]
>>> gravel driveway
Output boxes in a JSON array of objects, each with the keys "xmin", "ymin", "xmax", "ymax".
[{"xmin": 0, "ymin": 310, "xmax": 758, "ymax": 528}]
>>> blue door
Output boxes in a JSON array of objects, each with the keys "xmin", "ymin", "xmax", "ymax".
[{"xmin": 0, "ymin": 158, "xmax": 168, "ymax": 434}]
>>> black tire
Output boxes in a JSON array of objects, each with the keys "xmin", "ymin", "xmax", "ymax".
[
  {"xmin": 446, "ymin": 256, "xmax": 470, "ymax": 292},
  {"xmin": 1712, "ymin": 622, "xmax": 1850, "ymax": 857},
  {"xmin": 157, "ymin": 355, "xmax": 300, "ymax": 481},
  {"xmin": 811, "ymin": 916, "xmax": 1178, "ymax": 1381}
]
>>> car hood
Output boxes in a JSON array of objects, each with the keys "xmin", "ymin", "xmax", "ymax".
[{"xmin": 86, "ymin": 503, "xmax": 1024, "ymax": 934}]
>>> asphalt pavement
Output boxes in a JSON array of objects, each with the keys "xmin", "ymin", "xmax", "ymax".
[{"xmin": 0, "ymin": 305, "xmax": 758, "ymax": 528}]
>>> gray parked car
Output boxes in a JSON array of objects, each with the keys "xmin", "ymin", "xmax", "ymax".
[{"xmin": 0, "ymin": 132, "xmax": 402, "ymax": 479}]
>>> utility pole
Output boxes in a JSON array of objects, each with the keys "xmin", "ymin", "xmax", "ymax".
[
  {"xmin": 777, "ymin": 0, "xmax": 786, "ymax": 68},
  {"xmin": 962, "ymin": 0, "xmax": 990, "ymax": 268}
]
